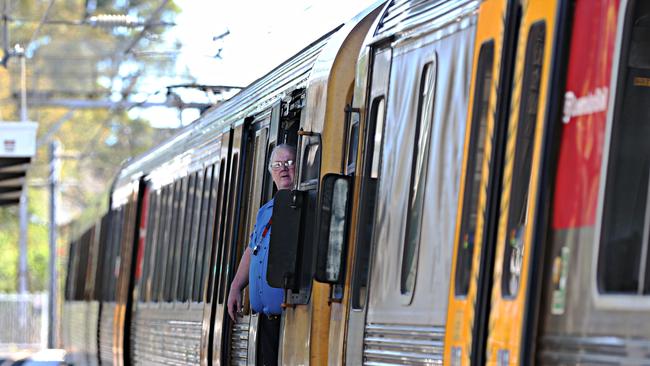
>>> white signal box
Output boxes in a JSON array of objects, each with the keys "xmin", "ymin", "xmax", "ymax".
[{"xmin": 0, "ymin": 121, "xmax": 39, "ymax": 158}]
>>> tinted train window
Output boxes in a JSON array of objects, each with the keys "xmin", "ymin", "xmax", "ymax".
[
  {"xmin": 194, "ymin": 166, "xmax": 214, "ymax": 301},
  {"xmin": 218, "ymin": 154, "xmax": 238, "ymax": 304},
  {"xmin": 401, "ymin": 61, "xmax": 436, "ymax": 296},
  {"xmin": 179, "ymin": 173, "xmax": 197, "ymax": 301},
  {"xmin": 502, "ymin": 22, "xmax": 545, "ymax": 298},
  {"xmin": 301, "ymin": 140, "xmax": 321, "ymax": 186},
  {"xmin": 185, "ymin": 170, "xmax": 204, "ymax": 301},
  {"xmin": 140, "ymin": 190, "xmax": 157, "ymax": 301},
  {"xmin": 598, "ymin": 1, "xmax": 650, "ymax": 294},
  {"xmin": 455, "ymin": 42, "xmax": 494, "ymax": 296},
  {"xmin": 165, "ymin": 179, "xmax": 184, "ymax": 301},
  {"xmin": 352, "ymin": 96, "xmax": 385, "ymax": 310},
  {"xmin": 107, "ymin": 207, "xmax": 124, "ymax": 301},
  {"xmin": 347, "ymin": 109, "xmax": 360, "ymax": 173},
  {"xmin": 159, "ymin": 185, "xmax": 174, "ymax": 301},
  {"xmin": 153, "ymin": 187, "xmax": 169, "ymax": 301},
  {"xmin": 207, "ymin": 160, "xmax": 226, "ymax": 303}
]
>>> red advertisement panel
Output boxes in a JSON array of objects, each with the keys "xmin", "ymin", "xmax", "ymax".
[{"xmin": 552, "ymin": 0, "xmax": 619, "ymax": 229}]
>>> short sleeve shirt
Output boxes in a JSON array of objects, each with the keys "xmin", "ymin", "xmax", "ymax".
[{"xmin": 248, "ymin": 198, "xmax": 284, "ymax": 315}]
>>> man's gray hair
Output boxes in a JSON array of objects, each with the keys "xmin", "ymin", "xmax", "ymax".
[{"xmin": 268, "ymin": 144, "xmax": 296, "ymax": 172}]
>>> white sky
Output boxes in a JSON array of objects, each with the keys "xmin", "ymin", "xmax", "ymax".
[{"xmin": 131, "ymin": 0, "xmax": 380, "ymax": 127}]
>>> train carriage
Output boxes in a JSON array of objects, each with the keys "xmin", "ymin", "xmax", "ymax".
[
  {"xmin": 313, "ymin": 0, "xmax": 650, "ymax": 365},
  {"xmin": 64, "ymin": 4, "xmax": 385, "ymax": 365},
  {"xmin": 60, "ymin": 0, "xmax": 650, "ymax": 365},
  {"xmin": 63, "ymin": 216, "xmax": 106, "ymax": 366},
  {"xmin": 537, "ymin": 0, "xmax": 650, "ymax": 364}
]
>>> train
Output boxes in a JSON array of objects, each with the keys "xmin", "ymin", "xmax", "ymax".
[{"xmin": 62, "ymin": 0, "xmax": 650, "ymax": 364}]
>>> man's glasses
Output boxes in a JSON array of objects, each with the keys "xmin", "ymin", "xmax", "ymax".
[{"xmin": 269, "ymin": 159, "xmax": 295, "ymax": 171}]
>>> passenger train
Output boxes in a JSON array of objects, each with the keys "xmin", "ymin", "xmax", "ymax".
[{"xmin": 62, "ymin": 0, "xmax": 650, "ymax": 364}]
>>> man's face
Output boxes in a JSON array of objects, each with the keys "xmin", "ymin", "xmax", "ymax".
[{"xmin": 270, "ymin": 148, "xmax": 295, "ymax": 190}]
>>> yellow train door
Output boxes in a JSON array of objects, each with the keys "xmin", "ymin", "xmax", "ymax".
[
  {"xmin": 485, "ymin": 0, "xmax": 563, "ymax": 364},
  {"xmin": 444, "ymin": 0, "xmax": 515, "ymax": 364},
  {"xmin": 445, "ymin": 0, "xmax": 569, "ymax": 364}
]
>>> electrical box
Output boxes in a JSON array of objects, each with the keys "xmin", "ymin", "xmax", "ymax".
[{"xmin": 0, "ymin": 121, "xmax": 38, "ymax": 158}]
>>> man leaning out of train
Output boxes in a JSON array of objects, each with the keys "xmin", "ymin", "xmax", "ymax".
[{"xmin": 228, "ymin": 144, "xmax": 296, "ymax": 366}]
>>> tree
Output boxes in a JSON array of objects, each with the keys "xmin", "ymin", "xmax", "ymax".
[{"xmin": 0, "ymin": 0, "xmax": 183, "ymax": 292}]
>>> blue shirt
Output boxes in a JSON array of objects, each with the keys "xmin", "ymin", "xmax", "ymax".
[{"xmin": 249, "ymin": 198, "xmax": 284, "ymax": 315}]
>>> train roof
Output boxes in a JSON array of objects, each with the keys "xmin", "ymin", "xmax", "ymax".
[{"xmin": 111, "ymin": 26, "xmax": 341, "ymax": 199}]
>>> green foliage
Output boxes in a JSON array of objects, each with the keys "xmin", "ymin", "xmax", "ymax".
[{"xmin": 0, "ymin": 0, "xmax": 182, "ymax": 293}]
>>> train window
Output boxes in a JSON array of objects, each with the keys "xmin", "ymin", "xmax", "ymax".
[
  {"xmin": 300, "ymin": 140, "xmax": 321, "ymax": 186},
  {"xmin": 160, "ymin": 183, "xmax": 176, "ymax": 302},
  {"xmin": 193, "ymin": 166, "xmax": 214, "ymax": 301},
  {"xmin": 351, "ymin": 95, "xmax": 386, "ymax": 310},
  {"xmin": 176, "ymin": 175, "xmax": 194, "ymax": 301},
  {"xmin": 153, "ymin": 186, "xmax": 169, "ymax": 302},
  {"xmin": 176, "ymin": 173, "xmax": 195, "ymax": 301},
  {"xmin": 94, "ymin": 216, "xmax": 108, "ymax": 301},
  {"xmin": 106, "ymin": 208, "xmax": 118, "ymax": 301},
  {"xmin": 219, "ymin": 154, "xmax": 239, "ymax": 305},
  {"xmin": 185, "ymin": 169, "xmax": 204, "ymax": 301},
  {"xmin": 455, "ymin": 42, "xmax": 495, "ymax": 296},
  {"xmin": 401, "ymin": 61, "xmax": 436, "ymax": 296},
  {"xmin": 346, "ymin": 108, "xmax": 360, "ymax": 173},
  {"xmin": 164, "ymin": 180, "xmax": 181, "ymax": 301},
  {"xmin": 65, "ymin": 241, "xmax": 76, "ymax": 301},
  {"xmin": 141, "ymin": 190, "xmax": 158, "ymax": 301},
  {"xmin": 200, "ymin": 164, "xmax": 218, "ymax": 300},
  {"xmin": 207, "ymin": 160, "xmax": 226, "ymax": 303},
  {"xmin": 598, "ymin": 1, "xmax": 650, "ymax": 295},
  {"xmin": 102, "ymin": 213, "xmax": 112, "ymax": 301},
  {"xmin": 370, "ymin": 99, "xmax": 385, "ymax": 179},
  {"xmin": 502, "ymin": 22, "xmax": 546, "ymax": 298}
]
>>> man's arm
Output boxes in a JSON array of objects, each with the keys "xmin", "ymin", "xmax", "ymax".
[{"xmin": 227, "ymin": 247, "xmax": 251, "ymax": 321}]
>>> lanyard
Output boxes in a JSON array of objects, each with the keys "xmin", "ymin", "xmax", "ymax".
[{"xmin": 253, "ymin": 218, "xmax": 272, "ymax": 255}]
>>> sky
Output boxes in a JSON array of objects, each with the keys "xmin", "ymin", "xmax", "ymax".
[{"xmin": 131, "ymin": 0, "xmax": 380, "ymax": 127}]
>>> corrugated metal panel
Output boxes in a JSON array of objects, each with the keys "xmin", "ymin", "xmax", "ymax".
[
  {"xmin": 229, "ymin": 315, "xmax": 250, "ymax": 366},
  {"xmin": 99, "ymin": 302, "xmax": 115, "ymax": 365},
  {"xmin": 86, "ymin": 301, "xmax": 100, "ymax": 366},
  {"xmin": 374, "ymin": 0, "xmax": 477, "ymax": 39},
  {"xmin": 363, "ymin": 323, "xmax": 444, "ymax": 365},
  {"xmin": 131, "ymin": 305, "xmax": 203, "ymax": 366},
  {"xmin": 63, "ymin": 302, "xmax": 87, "ymax": 365},
  {"xmin": 113, "ymin": 27, "xmax": 339, "ymax": 192},
  {"xmin": 539, "ymin": 334, "xmax": 650, "ymax": 365}
]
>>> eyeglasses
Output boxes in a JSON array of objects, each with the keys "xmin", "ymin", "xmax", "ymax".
[{"xmin": 269, "ymin": 159, "xmax": 295, "ymax": 171}]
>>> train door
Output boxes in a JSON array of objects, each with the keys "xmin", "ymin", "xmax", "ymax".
[
  {"xmin": 537, "ymin": 0, "xmax": 650, "ymax": 363},
  {"xmin": 198, "ymin": 135, "xmax": 224, "ymax": 366},
  {"xmin": 443, "ymin": 0, "xmax": 519, "ymax": 364},
  {"xmin": 479, "ymin": 0, "xmax": 566, "ymax": 364},
  {"xmin": 111, "ymin": 182, "xmax": 141, "ymax": 366},
  {"xmin": 344, "ymin": 44, "xmax": 391, "ymax": 364},
  {"xmin": 201, "ymin": 128, "xmax": 232, "ymax": 366},
  {"xmin": 226, "ymin": 112, "xmax": 274, "ymax": 365},
  {"xmin": 351, "ymin": 8, "xmax": 477, "ymax": 362}
]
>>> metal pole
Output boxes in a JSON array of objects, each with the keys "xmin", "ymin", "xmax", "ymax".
[
  {"xmin": 19, "ymin": 48, "xmax": 27, "ymax": 121},
  {"xmin": 18, "ymin": 191, "xmax": 28, "ymax": 294},
  {"xmin": 17, "ymin": 45, "xmax": 28, "ymax": 295},
  {"xmin": 48, "ymin": 140, "xmax": 61, "ymax": 348}
]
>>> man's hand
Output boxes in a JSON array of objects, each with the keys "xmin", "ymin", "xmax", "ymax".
[{"xmin": 227, "ymin": 286, "xmax": 241, "ymax": 322}]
